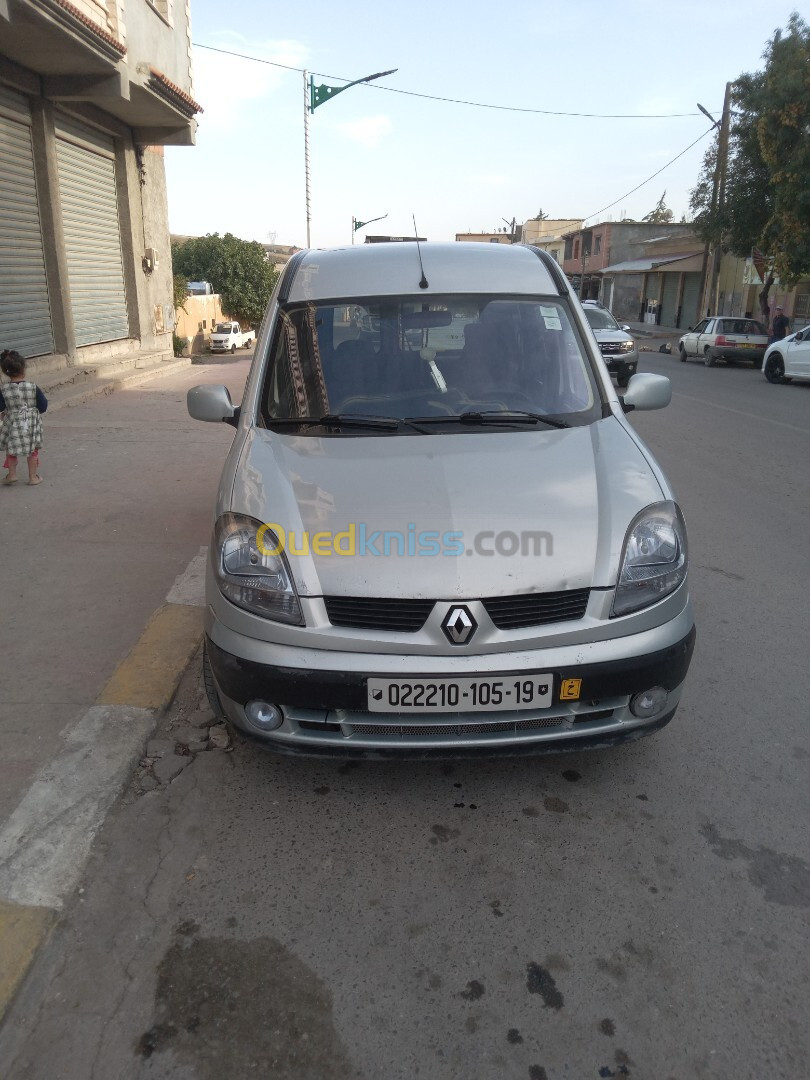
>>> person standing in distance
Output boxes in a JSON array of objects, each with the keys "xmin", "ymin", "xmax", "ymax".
[{"xmin": 771, "ymin": 305, "xmax": 790, "ymax": 342}]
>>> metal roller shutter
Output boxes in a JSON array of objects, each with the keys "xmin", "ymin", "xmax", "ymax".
[
  {"xmin": 660, "ymin": 273, "xmax": 680, "ymax": 327},
  {"xmin": 679, "ymin": 273, "xmax": 701, "ymax": 329},
  {"xmin": 0, "ymin": 85, "xmax": 54, "ymax": 358},
  {"xmin": 55, "ymin": 115, "xmax": 129, "ymax": 347}
]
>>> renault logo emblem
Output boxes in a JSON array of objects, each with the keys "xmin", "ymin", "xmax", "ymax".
[{"xmin": 443, "ymin": 605, "xmax": 477, "ymax": 645}]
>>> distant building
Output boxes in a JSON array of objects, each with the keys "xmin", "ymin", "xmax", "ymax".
[
  {"xmin": 456, "ymin": 232, "xmax": 516, "ymax": 244},
  {"xmin": 365, "ymin": 235, "xmax": 426, "ymax": 243},
  {"xmin": 1, "ymin": 0, "xmax": 201, "ymax": 377},
  {"xmin": 520, "ymin": 218, "xmax": 584, "ymax": 264}
]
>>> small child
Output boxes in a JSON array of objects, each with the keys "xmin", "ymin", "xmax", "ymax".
[{"xmin": 0, "ymin": 349, "xmax": 48, "ymax": 486}]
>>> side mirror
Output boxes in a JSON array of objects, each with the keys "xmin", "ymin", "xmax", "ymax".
[
  {"xmin": 187, "ymin": 384, "xmax": 239, "ymax": 426},
  {"xmin": 687, "ymin": 326, "xmax": 693, "ymax": 332},
  {"xmin": 621, "ymin": 372, "xmax": 671, "ymax": 412},
  {"xmin": 620, "ymin": 325, "xmax": 631, "ymax": 332}
]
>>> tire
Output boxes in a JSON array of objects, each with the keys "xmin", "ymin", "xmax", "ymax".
[
  {"xmin": 679, "ymin": 345, "xmax": 688, "ymax": 362},
  {"xmin": 704, "ymin": 347, "xmax": 716, "ymax": 367},
  {"xmin": 202, "ymin": 641, "xmax": 227, "ymax": 723},
  {"xmin": 763, "ymin": 353, "xmax": 785, "ymax": 384},
  {"xmin": 617, "ymin": 371, "xmax": 631, "ymax": 388},
  {"xmin": 231, "ymin": 344, "xmax": 236, "ymax": 354}
]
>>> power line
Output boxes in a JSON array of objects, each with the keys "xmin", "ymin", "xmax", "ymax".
[
  {"xmin": 583, "ymin": 126, "xmax": 716, "ymax": 222},
  {"xmin": 192, "ymin": 43, "xmax": 712, "ymax": 119}
]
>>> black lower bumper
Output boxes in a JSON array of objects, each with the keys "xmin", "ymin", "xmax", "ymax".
[{"xmin": 207, "ymin": 626, "xmax": 696, "ymax": 713}]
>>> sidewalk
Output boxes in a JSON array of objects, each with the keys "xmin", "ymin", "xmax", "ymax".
[
  {"xmin": 0, "ymin": 355, "xmax": 248, "ymax": 820},
  {"xmin": 0, "ymin": 357, "xmax": 250, "ymax": 1013}
]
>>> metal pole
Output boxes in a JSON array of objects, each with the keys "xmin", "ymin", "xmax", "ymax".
[
  {"xmin": 352, "ymin": 216, "xmax": 355, "ymax": 245},
  {"xmin": 304, "ymin": 71, "xmax": 312, "ymax": 248},
  {"xmin": 710, "ymin": 82, "xmax": 733, "ymax": 315}
]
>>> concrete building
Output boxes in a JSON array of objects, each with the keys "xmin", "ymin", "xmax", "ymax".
[
  {"xmin": 520, "ymin": 218, "xmax": 583, "ymax": 263},
  {"xmin": 455, "ymin": 232, "xmax": 516, "ymax": 244},
  {"xmin": 561, "ymin": 222, "xmax": 703, "ymax": 327},
  {"xmin": 0, "ymin": 0, "xmax": 200, "ymax": 387}
]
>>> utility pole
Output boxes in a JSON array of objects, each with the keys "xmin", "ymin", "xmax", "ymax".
[
  {"xmin": 710, "ymin": 83, "xmax": 733, "ymax": 315},
  {"xmin": 696, "ymin": 83, "xmax": 732, "ymax": 318},
  {"xmin": 303, "ymin": 67, "xmax": 397, "ymax": 249}
]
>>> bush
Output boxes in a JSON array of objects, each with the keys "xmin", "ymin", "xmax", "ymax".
[{"xmin": 172, "ymin": 332, "xmax": 186, "ymax": 357}]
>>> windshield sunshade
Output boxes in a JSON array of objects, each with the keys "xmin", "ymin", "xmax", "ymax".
[{"xmin": 262, "ymin": 296, "xmax": 601, "ymax": 432}]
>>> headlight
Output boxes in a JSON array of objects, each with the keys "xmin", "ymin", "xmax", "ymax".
[
  {"xmin": 213, "ymin": 513, "xmax": 303, "ymax": 625},
  {"xmin": 612, "ymin": 501, "xmax": 687, "ymax": 617},
  {"xmin": 621, "ymin": 340, "xmax": 636, "ymax": 352}
]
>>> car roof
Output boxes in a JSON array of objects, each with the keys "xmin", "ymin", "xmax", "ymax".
[{"xmin": 284, "ymin": 242, "xmax": 563, "ymax": 303}]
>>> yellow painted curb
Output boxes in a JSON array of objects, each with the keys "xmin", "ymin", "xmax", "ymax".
[
  {"xmin": 0, "ymin": 898, "xmax": 55, "ymax": 1018},
  {"xmin": 97, "ymin": 603, "xmax": 204, "ymax": 710}
]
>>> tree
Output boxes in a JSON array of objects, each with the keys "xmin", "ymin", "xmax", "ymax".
[
  {"xmin": 171, "ymin": 233, "xmax": 279, "ymax": 327},
  {"xmin": 173, "ymin": 273, "xmax": 188, "ymax": 314},
  {"xmin": 642, "ymin": 191, "xmax": 674, "ymax": 223},
  {"xmin": 689, "ymin": 13, "xmax": 810, "ymax": 317}
]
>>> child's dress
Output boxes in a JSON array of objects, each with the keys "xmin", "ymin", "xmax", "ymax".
[{"xmin": 0, "ymin": 380, "xmax": 44, "ymax": 458}]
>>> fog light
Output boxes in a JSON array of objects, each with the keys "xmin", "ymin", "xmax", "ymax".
[
  {"xmin": 630, "ymin": 687, "xmax": 667, "ymax": 719},
  {"xmin": 245, "ymin": 700, "xmax": 283, "ymax": 732}
]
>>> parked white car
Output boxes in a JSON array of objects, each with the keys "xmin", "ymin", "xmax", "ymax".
[
  {"xmin": 678, "ymin": 316, "xmax": 768, "ymax": 366},
  {"xmin": 762, "ymin": 327, "xmax": 810, "ymax": 383},
  {"xmin": 210, "ymin": 322, "xmax": 255, "ymax": 354}
]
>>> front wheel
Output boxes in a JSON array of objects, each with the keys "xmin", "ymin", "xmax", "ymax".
[
  {"xmin": 704, "ymin": 348, "xmax": 716, "ymax": 367},
  {"xmin": 231, "ymin": 344, "xmax": 236, "ymax": 354},
  {"xmin": 763, "ymin": 353, "xmax": 786, "ymax": 384},
  {"xmin": 679, "ymin": 345, "xmax": 688, "ymax": 362},
  {"xmin": 617, "ymin": 371, "xmax": 631, "ymax": 388}
]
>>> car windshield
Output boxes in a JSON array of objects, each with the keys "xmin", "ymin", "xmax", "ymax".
[
  {"xmin": 583, "ymin": 307, "xmax": 622, "ymax": 332},
  {"xmin": 214, "ymin": 324, "xmax": 233, "ymax": 334},
  {"xmin": 261, "ymin": 295, "xmax": 602, "ymax": 432}
]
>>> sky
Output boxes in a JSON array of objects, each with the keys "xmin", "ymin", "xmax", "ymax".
[{"xmin": 165, "ymin": 0, "xmax": 800, "ymax": 250}]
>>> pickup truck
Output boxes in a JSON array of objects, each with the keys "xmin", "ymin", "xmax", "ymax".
[{"xmin": 210, "ymin": 322, "xmax": 256, "ymax": 353}]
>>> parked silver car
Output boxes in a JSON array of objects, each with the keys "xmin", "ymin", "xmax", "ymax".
[
  {"xmin": 678, "ymin": 316, "xmax": 768, "ymax": 366},
  {"xmin": 188, "ymin": 242, "xmax": 695, "ymax": 758},
  {"xmin": 581, "ymin": 303, "xmax": 639, "ymax": 387}
]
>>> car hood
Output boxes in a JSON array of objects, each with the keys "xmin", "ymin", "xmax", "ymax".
[
  {"xmin": 590, "ymin": 328, "xmax": 633, "ymax": 344},
  {"xmin": 231, "ymin": 419, "xmax": 664, "ymax": 600}
]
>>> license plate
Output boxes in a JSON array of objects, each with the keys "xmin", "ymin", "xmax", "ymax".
[{"xmin": 366, "ymin": 676, "xmax": 553, "ymax": 713}]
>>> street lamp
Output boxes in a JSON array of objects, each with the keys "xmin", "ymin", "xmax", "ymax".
[
  {"xmin": 303, "ymin": 68, "xmax": 397, "ymax": 248},
  {"xmin": 352, "ymin": 213, "xmax": 388, "ymax": 244}
]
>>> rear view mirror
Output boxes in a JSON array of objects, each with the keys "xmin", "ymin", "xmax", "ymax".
[
  {"xmin": 187, "ymin": 384, "xmax": 238, "ymax": 426},
  {"xmin": 401, "ymin": 311, "xmax": 453, "ymax": 329},
  {"xmin": 621, "ymin": 372, "xmax": 671, "ymax": 412}
]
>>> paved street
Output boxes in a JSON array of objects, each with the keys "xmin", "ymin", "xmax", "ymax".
[{"xmin": 1, "ymin": 353, "xmax": 809, "ymax": 1079}]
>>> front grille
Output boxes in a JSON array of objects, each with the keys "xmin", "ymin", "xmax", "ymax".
[
  {"xmin": 482, "ymin": 589, "xmax": 590, "ymax": 630},
  {"xmin": 349, "ymin": 715, "xmax": 566, "ymax": 737},
  {"xmin": 324, "ymin": 596, "xmax": 434, "ymax": 633},
  {"xmin": 599, "ymin": 342, "xmax": 627, "ymax": 355}
]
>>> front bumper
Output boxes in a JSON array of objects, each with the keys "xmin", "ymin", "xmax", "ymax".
[{"xmin": 206, "ymin": 614, "xmax": 695, "ymax": 758}]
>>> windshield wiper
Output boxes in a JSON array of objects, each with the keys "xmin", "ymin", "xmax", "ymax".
[
  {"xmin": 268, "ymin": 413, "xmax": 429, "ymax": 433},
  {"xmin": 457, "ymin": 410, "xmax": 571, "ymax": 429}
]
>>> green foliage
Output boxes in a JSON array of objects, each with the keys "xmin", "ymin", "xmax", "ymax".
[
  {"xmin": 689, "ymin": 13, "xmax": 810, "ymax": 286},
  {"xmin": 171, "ymin": 233, "xmax": 279, "ymax": 327},
  {"xmin": 172, "ymin": 332, "xmax": 186, "ymax": 357},
  {"xmin": 642, "ymin": 191, "xmax": 674, "ymax": 223},
  {"xmin": 173, "ymin": 274, "xmax": 188, "ymax": 314}
]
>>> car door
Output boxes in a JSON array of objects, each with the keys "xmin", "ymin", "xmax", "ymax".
[
  {"xmin": 786, "ymin": 328, "xmax": 810, "ymax": 378},
  {"xmin": 684, "ymin": 318, "xmax": 709, "ymax": 355},
  {"xmin": 694, "ymin": 318, "xmax": 714, "ymax": 356}
]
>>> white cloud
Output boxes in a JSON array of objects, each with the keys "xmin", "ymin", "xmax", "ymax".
[
  {"xmin": 333, "ymin": 115, "xmax": 392, "ymax": 147},
  {"xmin": 192, "ymin": 34, "xmax": 309, "ymax": 130}
]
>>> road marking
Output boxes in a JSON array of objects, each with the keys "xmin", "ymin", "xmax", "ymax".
[
  {"xmin": 97, "ymin": 603, "xmax": 204, "ymax": 710},
  {"xmin": 0, "ymin": 899, "xmax": 54, "ymax": 1016},
  {"xmin": 166, "ymin": 546, "xmax": 208, "ymax": 606},
  {"xmin": 672, "ymin": 392, "xmax": 810, "ymax": 435},
  {"xmin": 0, "ymin": 706, "xmax": 154, "ymax": 910}
]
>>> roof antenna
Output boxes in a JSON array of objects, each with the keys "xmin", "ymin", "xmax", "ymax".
[{"xmin": 413, "ymin": 214, "xmax": 429, "ymax": 289}]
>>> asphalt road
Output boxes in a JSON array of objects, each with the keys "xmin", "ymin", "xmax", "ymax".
[{"xmin": 2, "ymin": 354, "xmax": 809, "ymax": 1080}]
